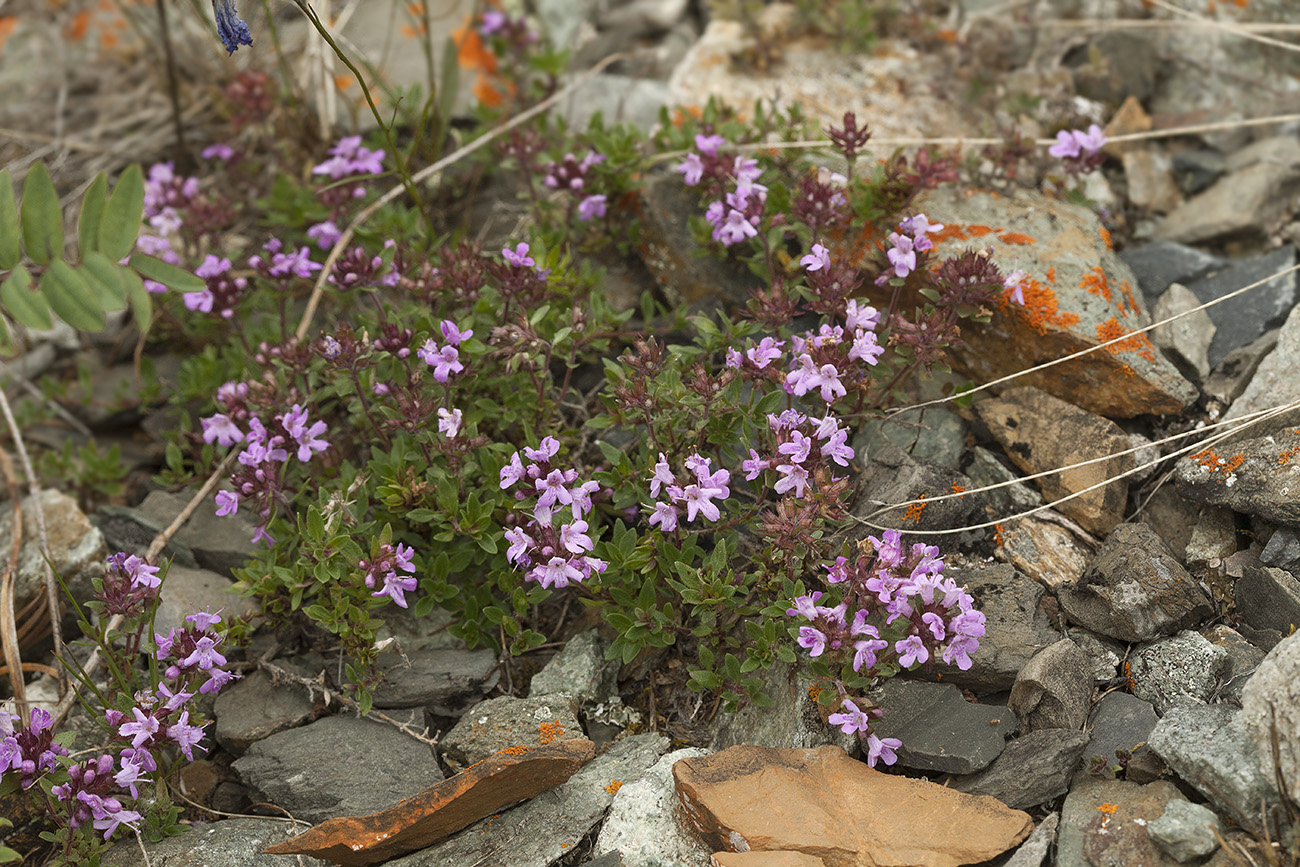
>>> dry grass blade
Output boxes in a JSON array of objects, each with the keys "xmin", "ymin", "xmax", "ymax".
[{"xmin": 0, "ymin": 445, "xmax": 26, "ymax": 714}]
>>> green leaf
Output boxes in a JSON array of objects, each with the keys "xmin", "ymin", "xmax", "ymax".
[
  {"xmin": 80, "ymin": 251, "xmax": 125, "ymax": 308},
  {"xmin": 305, "ymin": 506, "xmax": 324, "ymax": 542},
  {"xmin": 0, "ymin": 315, "xmax": 11, "ymax": 355},
  {"xmin": 1, "ymin": 265, "xmax": 52, "ymax": 329},
  {"xmin": 99, "ymin": 164, "xmax": 144, "ymax": 261},
  {"xmin": 78, "ymin": 173, "xmax": 108, "ymax": 255},
  {"xmin": 0, "ymin": 170, "xmax": 19, "ymax": 269},
  {"xmin": 129, "ymin": 253, "xmax": 205, "ymax": 293},
  {"xmin": 19, "ymin": 162, "xmax": 62, "ymax": 265},
  {"xmin": 119, "ymin": 265, "xmax": 153, "ymax": 331},
  {"xmin": 439, "ymin": 35, "xmax": 460, "ymax": 124},
  {"xmin": 42, "ymin": 259, "xmax": 104, "ymax": 332}
]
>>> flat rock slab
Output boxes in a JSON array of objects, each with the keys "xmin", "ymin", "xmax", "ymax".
[
  {"xmin": 106, "ymin": 818, "xmax": 331, "ymax": 867},
  {"xmin": 233, "ymin": 715, "xmax": 443, "ymax": 824},
  {"xmin": 975, "ymin": 387, "xmax": 1134, "ymax": 536},
  {"xmin": 1147, "ymin": 702, "xmax": 1277, "ymax": 820},
  {"xmin": 213, "ymin": 667, "xmax": 315, "ymax": 755},
  {"xmin": 264, "ymin": 739, "xmax": 596, "ymax": 865},
  {"xmin": 370, "ymin": 647, "xmax": 500, "ymax": 715},
  {"xmin": 440, "ymin": 694, "xmax": 583, "ymax": 768},
  {"xmin": 1174, "ymin": 427, "xmax": 1300, "ymax": 528},
  {"xmin": 918, "ymin": 187, "xmax": 1196, "ymax": 418},
  {"xmin": 673, "ymin": 745, "xmax": 1033, "ymax": 867},
  {"xmin": 869, "ymin": 679, "xmax": 1015, "ymax": 774},
  {"xmin": 952, "ymin": 729, "xmax": 1091, "ymax": 810}
]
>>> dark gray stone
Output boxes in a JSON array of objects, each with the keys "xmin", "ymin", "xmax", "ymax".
[
  {"xmin": 104, "ymin": 818, "xmax": 330, "ymax": 866},
  {"xmin": 371, "ymin": 647, "xmax": 500, "ymax": 715},
  {"xmin": 529, "ymin": 629, "xmax": 618, "ymax": 705},
  {"xmin": 136, "ymin": 489, "xmax": 257, "ymax": 578},
  {"xmin": 851, "ymin": 440, "xmax": 982, "ymax": 533},
  {"xmin": 1129, "ymin": 630, "xmax": 1230, "ymax": 715},
  {"xmin": 868, "ymin": 679, "xmax": 1015, "ymax": 774},
  {"xmin": 1059, "ymin": 522, "xmax": 1213, "ymax": 643},
  {"xmin": 952, "ymin": 729, "xmax": 1091, "ymax": 809},
  {"xmin": 1184, "ymin": 505, "xmax": 1236, "ymax": 574},
  {"xmin": 1203, "ymin": 328, "xmax": 1280, "ymax": 406},
  {"xmin": 1183, "ymin": 246, "xmax": 1298, "ymax": 369},
  {"xmin": 1120, "ymin": 241, "xmax": 1221, "ymax": 304},
  {"xmin": 1175, "ymin": 428, "xmax": 1300, "ymax": 528},
  {"xmin": 1203, "ymin": 625, "xmax": 1266, "ymax": 705},
  {"xmin": 232, "ymin": 715, "xmax": 442, "ymax": 824},
  {"xmin": 965, "ymin": 446, "xmax": 1042, "ymax": 517},
  {"xmin": 440, "ymin": 695, "xmax": 583, "ymax": 769},
  {"xmin": 1234, "ymin": 565, "xmax": 1300, "ymax": 651},
  {"xmin": 1262, "ymin": 526, "xmax": 1300, "ymax": 573},
  {"xmin": 1084, "ymin": 691, "xmax": 1159, "ymax": 773},
  {"xmin": 1172, "ymin": 149, "xmax": 1226, "ymax": 196},
  {"xmin": 213, "ymin": 668, "xmax": 316, "ymax": 756},
  {"xmin": 94, "ymin": 504, "xmax": 199, "ymax": 569},
  {"xmin": 1009, "ymin": 639, "xmax": 1094, "ymax": 732},
  {"xmin": 856, "ymin": 406, "xmax": 967, "ymax": 471}
]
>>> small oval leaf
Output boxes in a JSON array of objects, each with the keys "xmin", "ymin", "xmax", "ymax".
[
  {"xmin": 129, "ymin": 253, "xmax": 206, "ymax": 293},
  {"xmin": 81, "ymin": 251, "xmax": 126, "ymax": 308},
  {"xmin": 19, "ymin": 163, "xmax": 63, "ymax": 265},
  {"xmin": 99, "ymin": 165, "xmax": 144, "ymax": 261},
  {"xmin": 0, "ymin": 170, "xmax": 18, "ymax": 269},
  {"xmin": 119, "ymin": 265, "xmax": 154, "ymax": 332},
  {"xmin": 0, "ymin": 265, "xmax": 52, "ymax": 330},
  {"xmin": 78, "ymin": 173, "xmax": 108, "ymax": 256},
  {"xmin": 42, "ymin": 259, "xmax": 105, "ymax": 332}
]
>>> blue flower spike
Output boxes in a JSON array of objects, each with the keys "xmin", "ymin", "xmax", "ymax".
[{"xmin": 213, "ymin": 0, "xmax": 253, "ymax": 55}]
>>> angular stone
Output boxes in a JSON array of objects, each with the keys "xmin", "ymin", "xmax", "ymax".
[
  {"xmin": 528, "ymin": 628, "xmax": 618, "ymax": 705},
  {"xmin": 965, "ymin": 447, "xmax": 1042, "ymax": 517},
  {"xmin": 1223, "ymin": 302, "xmax": 1300, "ymax": 438},
  {"xmin": 1003, "ymin": 812, "xmax": 1058, "ymax": 867},
  {"xmin": 0, "ymin": 488, "xmax": 105, "ymax": 626},
  {"xmin": 1184, "ymin": 505, "xmax": 1236, "ymax": 575},
  {"xmin": 868, "ymin": 680, "xmax": 1015, "ymax": 774},
  {"xmin": 1176, "ymin": 428, "xmax": 1300, "ymax": 528},
  {"xmin": 1148, "ymin": 799, "xmax": 1222, "ymax": 862},
  {"xmin": 1129, "ymin": 630, "xmax": 1231, "ymax": 714},
  {"xmin": 371, "ymin": 648, "xmax": 499, "ymax": 715},
  {"xmin": 440, "ymin": 695, "xmax": 582, "ymax": 769},
  {"xmin": 1203, "ymin": 328, "xmax": 1280, "ymax": 406},
  {"xmin": 1154, "ymin": 150, "xmax": 1300, "ymax": 245},
  {"xmin": 93, "ymin": 504, "xmax": 199, "ymax": 569},
  {"xmin": 914, "ymin": 188, "xmax": 1196, "ymax": 418},
  {"xmin": 952, "ymin": 729, "xmax": 1091, "ymax": 809},
  {"xmin": 136, "ymin": 489, "xmax": 256, "ymax": 578},
  {"xmin": 1057, "ymin": 776, "xmax": 1186, "ymax": 867},
  {"xmin": 594, "ymin": 748, "xmax": 714, "ymax": 867},
  {"xmin": 1183, "ymin": 245, "xmax": 1297, "ymax": 370},
  {"xmin": 105, "ymin": 818, "xmax": 331, "ymax": 867},
  {"xmin": 1235, "ymin": 565, "xmax": 1300, "ymax": 651},
  {"xmin": 233, "ymin": 715, "xmax": 443, "ymax": 824},
  {"xmin": 1262, "ymin": 525, "xmax": 1300, "ymax": 573},
  {"xmin": 995, "ymin": 514, "xmax": 1092, "ymax": 592},
  {"xmin": 1137, "ymin": 485, "xmax": 1202, "ymax": 567},
  {"xmin": 1009, "ymin": 639, "xmax": 1094, "ymax": 732},
  {"xmin": 1203, "ymin": 624, "xmax": 1266, "ymax": 705},
  {"xmin": 264, "ymin": 739, "xmax": 596, "ymax": 865},
  {"xmin": 713, "ymin": 853, "xmax": 827, "ymax": 867},
  {"xmin": 1147, "ymin": 702, "xmax": 1277, "ymax": 820},
  {"xmin": 1083, "ymin": 691, "xmax": 1160, "ymax": 773},
  {"xmin": 855, "ymin": 407, "xmax": 967, "ymax": 472},
  {"xmin": 1240, "ymin": 630, "xmax": 1300, "ymax": 806},
  {"xmin": 1153, "ymin": 282, "xmax": 1214, "ymax": 382},
  {"xmin": 673, "ymin": 745, "xmax": 1033, "ymax": 867},
  {"xmin": 1119, "ymin": 241, "xmax": 1221, "ymax": 305},
  {"xmin": 1122, "ymin": 148, "xmax": 1182, "ymax": 214},
  {"xmin": 1059, "ymin": 522, "xmax": 1213, "ymax": 643},
  {"xmin": 152, "ymin": 564, "xmax": 257, "ymax": 639},
  {"xmin": 975, "ymin": 387, "xmax": 1134, "ymax": 536},
  {"xmin": 709, "ymin": 659, "xmax": 858, "ymax": 755},
  {"xmin": 213, "ymin": 668, "xmax": 315, "ymax": 756},
  {"xmin": 851, "ymin": 441, "xmax": 981, "ymax": 533}
]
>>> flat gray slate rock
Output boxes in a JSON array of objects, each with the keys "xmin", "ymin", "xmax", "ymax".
[
  {"xmin": 868, "ymin": 679, "xmax": 1015, "ymax": 775},
  {"xmin": 105, "ymin": 818, "xmax": 330, "ymax": 866},
  {"xmin": 370, "ymin": 647, "xmax": 500, "ymax": 715},
  {"xmin": 953, "ymin": 729, "xmax": 1091, "ymax": 810}
]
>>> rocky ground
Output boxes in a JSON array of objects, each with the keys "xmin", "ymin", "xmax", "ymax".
[{"xmin": 5, "ymin": 0, "xmax": 1300, "ymax": 865}]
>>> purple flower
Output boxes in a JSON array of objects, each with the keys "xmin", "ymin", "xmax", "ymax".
[
  {"xmin": 532, "ymin": 556, "xmax": 583, "ymax": 589},
  {"xmin": 801, "ymin": 243, "xmax": 831, "ymax": 272},
  {"xmin": 677, "ymin": 153, "xmax": 704, "ymax": 186},
  {"xmin": 895, "ymin": 634, "xmax": 929, "ymax": 668},
  {"xmin": 420, "ymin": 342, "xmax": 463, "ymax": 382},
  {"xmin": 282, "ymin": 405, "xmax": 329, "ymax": 461},
  {"xmin": 214, "ymin": 490, "xmax": 239, "ymax": 517},
  {"xmin": 774, "ymin": 462, "xmax": 810, "ymax": 498},
  {"xmin": 866, "ymin": 733, "xmax": 902, "ymax": 768},
  {"xmin": 785, "ymin": 592, "xmax": 824, "ymax": 620},
  {"xmin": 114, "ymin": 757, "xmax": 149, "ymax": 799},
  {"xmin": 93, "ymin": 804, "xmax": 142, "ymax": 841},
  {"xmin": 307, "ymin": 220, "xmax": 342, "ymax": 249},
  {"xmin": 578, "ymin": 194, "xmax": 607, "ymax": 221},
  {"xmin": 201, "ymin": 667, "xmax": 238, "ymax": 695},
  {"xmin": 500, "ymin": 452, "xmax": 525, "ymax": 488},
  {"xmin": 504, "ymin": 527, "xmax": 533, "ymax": 565},
  {"xmin": 714, "ymin": 208, "xmax": 758, "ymax": 246},
  {"xmin": 845, "ymin": 300, "xmax": 880, "ymax": 332},
  {"xmin": 201, "ymin": 413, "xmax": 244, "ymax": 447},
  {"xmin": 886, "ymin": 232, "xmax": 916, "ymax": 278},
  {"xmin": 820, "ymin": 429, "xmax": 854, "ymax": 466},
  {"xmin": 523, "ymin": 436, "xmax": 560, "ymax": 462},
  {"xmin": 437, "ymin": 407, "xmax": 463, "ymax": 438},
  {"xmin": 187, "ymin": 608, "xmax": 224, "ymax": 631},
  {"xmin": 746, "ymin": 336, "xmax": 785, "ymax": 368},
  {"xmin": 212, "ymin": 0, "xmax": 252, "ymax": 54},
  {"xmin": 166, "ymin": 711, "xmax": 208, "ymax": 761},
  {"xmin": 479, "ymin": 9, "xmax": 506, "ymax": 34},
  {"xmin": 648, "ymin": 501, "xmax": 679, "ymax": 532},
  {"xmin": 797, "ymin": 626, "xmax": 827, "ymax": 657},
  {"xmin": 680, "ymin": 483, "xmax": 724, "ymax": 523},
  {"xmin": 828, "ymin": 698, "xmax": 872, "ymax": 736},
  {"xmin": 1077, "ymin": 124, "xmax": 1107, "ymax": 153},
  {"xmin": 373, "ymin": 571, "xmax": 418, "ymax": 607},
  {"xmin": 649, "ymin": 454, "xmax": 677, "ymax": 498},
  {"xmin": 1003, "ymin": 268, "xmax": 1028, "ymax": 305},
  {"xmin": 268, "ymin": 246, "xmax": 322, "ymax": 279},
  {"xmin": 1049, "ymin": 129, "xmax": 1082, "ymax": 159},
  {"xmin": 502, "ymin": 242, "xmax": 534, "ymax": 268},
  {"xmin": 119, "ymin": 708, "xmax": 159, "ymax": 749},
  {"xmin": 122, "ymin": 555, "xmax": 161, "ymax": 589},
  {"xmin": 695, "ymin": 134, "xmax": 727, "ymax": 156},
  {"xmin": 183, "ymin": 636, "xmax": 227, "ymax": 670},
  {"xmin": 202, "ymin": 143, "xmax": 235, "ymax": 161},
  {"xmin": 899, "ymin": 213, "xmax": 943, "ymax": 252},
  {"xmin": 559, "ymin": 520, "xmax": 594, "ymax": 554},
  {"xmin": 741, "ymin": 449, "xmax": 769, "ymax": 481},
  {"xmin": 440, "ymin": 320, "xmax": 474, "ymax": 345},
  {"xmin": 848, "ymin": 330, "xmax": 884, "ymax": 365}
]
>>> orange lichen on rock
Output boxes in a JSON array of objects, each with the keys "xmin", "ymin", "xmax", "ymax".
[
  {"xmin": 497, "ymin": 745, "xmax": 529, "ymax": 756},
  {"xmin": 1045, "ymin": 267, "xmax": 1057, "ymax": 284},
  {"xmin": 1193, "ymin": 449, "xmax": 1245, "ymax": 475},
  {"xmin": 933, "ymin": 224, "xmax": 999, "ymax": 244},
  {"xmin": 904, "ymin": 501, "xmax": 928, "ymax": 523},
  {"xmin": 1095, "ymin": 317, "xmax": 1156, "ymax": 362},
  {"xmin": 1100, "ymin": 226, "xmax": 1113, "ymax": 250},
  {"xmin": 1082, "ymin": 266, "xmax": 1113, "ymax": 304},
  {"xmin": 993, "ymin": 523, "xmax": 1005, "ymax": 548},
  {"xmin": 950, "ymin": 483, "xmax": 966, "ymax": 495},
  {"xmin": 998, "ymin": 232, "xmax": 1035, "ymax": 245},
  {"xmin": 1279, "ymin": 445, "xmax": 1300, "ymax": 465},
  {"xmin": 538, "ymin": 721, "xmax": 564, "ymax": 745},
  {"xmin": 605, "ymin": 780, "xmax": 624, "ymax": 795},
  {"xmin": 1000, "ymin": 278, "xmax": 1081, "ymax": 335},
  {"xmin": 1120, "ymin": 280, "xmax": 1139, "ymax": 317}
]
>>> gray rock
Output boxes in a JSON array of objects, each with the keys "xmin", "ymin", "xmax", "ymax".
[
  {"xmin": 94, "ymin": 504, "xmax": 199, "ymax": 569},
  {"xmin": 232, "ymin": 715, "xmax": 442, "ymax": 824},
  {"xmin": 1059, "ymin": 522, "xmax": 1213, "ymax": 643},
  {"xmin": 593, "ymin": 748, "xmax": 714, "ymax": 867},
  {"xmin": 1122, "ymin": 148, "xmax": 1182, "ymax": 214},
  {"xmin": 1009, "ymin": 639, "xmax": 1094, "ymax": 732},
  {"xmin": 965, "ymin": 447, "xmax": 1042, "ymax": 517},
  {"xmin": 851, "ymin": 440, "xmax": 981, "ymax": 533},
  {"xmin": 1153, "ymin": 282, "xmax": 1215, "ymax": 382},
  {"xmin": 868, "ymin": 679, "xmax": 1015, "ymax": 774},
  {"xmin": 136, "ymin": 489, "xmax": 257, "ymax": 578},
  {"xmin": 528, "ymin": 628, "xmax": 618, "ymax": 705},
  {"xmin": 1129, "ymin": 630, "xmax": 1231, "ymax": 714},
  {"xmin": 1057, "ymin": 776, "xmax": 1186, "ymax": 867},
  {"xmin": 952, "ymin": 729, "xmax": 1091, "ymax": 809},
  {"xmin": 1147, "ymin": 701, "xmax": 1277, "ymax": 822},
  {"xmin": 926, "ymin": 564, "xmax": 1060, "ymax": 692},
  {"xmin": 1223, "ymin": 301, "xmax": 1300, "ymax": 437},
  {"xmin": 1067, "ymin": 32, "xmax": 1157, "ymax": 106},
  {"xmin": 152, "ymin": 564, "xmax": 257, "ymax": 639},
  {"xmin": 0, "ymin": 489, "xmax": 105, "ymax": 623},
  {"xmin": 104, "ymin": 818, "xmax": 330, "ymax": 867},
  {"xmin": 1183, "ymin": 245, "xmax": 1298, "ymax": 370},
  {"xmin": 371, "ymin": 647, "xmax": 499, "ymax": 715},
  {"xmin": 1177, "ymin": 428, "xmax": 1300, "ymax": 528},
  {"xmin": 1184, "ymin": 505, "xmax": 1236, "ymax": 574},
  {"xmin": 1234, "ymin": 565, "xmax": 1300, "ymax": 651},
  {"xmin": 1240, "ymin": 630, "xmax": 1300, "ymax": 806},
  {"xmin": 440, "ymin": 695, "xmax": 583, "ymax": 768},
  {"xmin": 1120, "ymin": 241, "xmax": 1221, "ymax": 304},
  {"xmin": 1262, "ymin": 525, "xmax": 1300, "ymax": 573},
  {"xmin": 1003, "ymin": 812, "xmax": 1058, "ymax": 867},
  {"xmin": 857, "ymin": 406, "xmax": 967, "ymax": 471},
  {"xmin": 213, "ymin": 668, "xmax": 315, "ymax": 756},
  {"xmin": 1154, "ymin": 151, "xmax": 1300, "ymax": 246},
  {"xmin": 557, "ymin": 74, "xmax": 671, "ymax": 132},
  {"xmin": 387, "ymin": 733, "xmax": 671, "ymax": 867},
  {"xmin": 1203, "ymin": 625, "xmax": 1266, "ymax": 705},
  {"xmin": 709, "ymin": 659, "xmax": 857, "ymax": 755},
  {"xmin": 1172, "ymin": 150, "xmax": 1226, "ymax": 196},
  {"xmin": 1147, "ymin": 798, "xmax": 1222, "ymax": 862},
  {"xmin": 1071, "ymin": 630, "xmax": 1124, "ymax": 682},
  {"xmin": 1084, "ymin": 691, "xmax": 1159, "ymax": 773},
  {"xmin": 1137, "ymin": 485, "xmax": 1202, "ymax": 565},
  {"xmin": 1203, "ymin": 327, "xmax": 1280, "ymax": 407}
]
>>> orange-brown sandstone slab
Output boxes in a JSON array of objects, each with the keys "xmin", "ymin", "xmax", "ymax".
[{"xmin": 674, "ymin": 745, "xmax": 1033, "ymax": 867}]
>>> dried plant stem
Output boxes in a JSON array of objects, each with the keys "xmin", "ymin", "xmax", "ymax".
[{"xmin": 0, "ymin": 445, "xmax": 26, "ymax": 713}]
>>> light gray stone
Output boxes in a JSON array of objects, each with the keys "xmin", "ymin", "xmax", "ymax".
[
  {"xmin": 594, "ymin": 748, "xmax": 714, "ymax": 867},
  {"xmin": 1262, "ymin": 525, "xmax": 1300, "ymax": 573},
  {"xmin": 152, "ymin": 564, "xmax": 257, "ymax": 639},
  {"xmin": 1184, "ymin": 505, "xmax": 1236, "ymax": 574},
  {"xmin": 440, "ymin": 695, "xmax": 583, "ymax": 769},
  {"xmin": 1003, "ymin": 812, "xmax": 1058, "ymax": 867},
  {"xmin": 1129, "ymin": 630, "xmax": 1231, "ymax": 714},
  {"xmin": 709, "ymin": 659, "xmax": 858, "ymax": 755},
  {"xmin": 1057, "ymin": 776, "xmax": 1185, "ymax": 867},
  {"xmin": 104, "ymin": 818, "xmax": 330, "ymax": 867},
  {"xmin": 1084, "ymin": 691, "xmax": 1159, "ymax": 773},
  {"xmin": 1234, "ymin": 565, "xmax": 1300, "ymax": 651},
  {"xmin": 529, "ymin": 628, "xmax": 618, "ymax": 705},
  {"xmin": 0, "ymin": 489, "xmax": 105, "ymax": 621},
  {"xmin": 1153, "ymin": 282, "xmax": 1214, "ymax": 381},
  {"xmin": 1224, "ymin": 301, "xmax": 1300, "ymax": 438},
  {"xmin": 137, "ymin": 489, "xmax": 256, "ymax": 578},
  {"xmin": 1009, "ymin": 639, "xmax": 1094, "ymax": 732},
  {"xmin": 214, "ymin": 668, "xmax": 315, "ymax": 756},
  {"xmin": 1147, "ymin": 798, "xmax": 1222, "ymax": 862},
  {"xmin": 1240, "ymin": 630, "xmax": 1300, "ymax": 806}
]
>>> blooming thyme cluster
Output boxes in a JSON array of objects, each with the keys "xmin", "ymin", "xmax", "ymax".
[
  {"xmin": 1049, "ymin": 124, "xmax": 1107, "ymax": 175},
  {"xmin": 878, "ymin": 213, "xmax": 944, "ymax": 283},
  {"xmin": 675, "ymin": 134, "xmax": 768, "ymax": 247},
  {"xmin": 308, "ymin": 135, "xmax": 387, "ymax": 245},
  {"xmin": 136, "ymin": 162, "xmax": 199, "ymax": 293},
  {"xmin": 248, "ymin": 237, "xmax": 323, "ymax": 286},
  {"xmin": 208, "ymin": 389, "xmax": 331, "ymax": 545},
  {"xmin": 785, "ymin": 529, "xmax": 985, "ymax": 764},
  {"xmin": 727, "ymin": 292, "xmax": 883, "ymax": 409},
  {"xmin": 500, "ymin": 437, "xmax": 606, "ymax": 589},
  {"xmin": 358, "ymin": 543, "xmax": 418, "ymax": 608},
  {"xmin": 543, "ymin": 149, "xmax": 608, "ymax": 221},
  {"xmin": 153, "ymin": 608, "xmax": 239, "ymax": 696},
  {"xmin": 0, "ymin": 706, "xmax": 67, "ymax": 789},
  {"xmin": 184, "ymin": 254, "xmax": 248, "ymax": 318},
  {"xmin": 328, "ymin": 243, "xmax": 401, "ymax": 289},
  {"xmin": 50, "ymin": 753, "xmax": 142, "ymax": 841},
  {"xmin": 740, "ymin": 410, "xmax": 853, "ymax": 499},
  {"xmin": 95, "ymin": 552, "xmax": 162, "ymax": 618},
  {"xmin": 646, "ymin": 453, "xmax": 731, "ymax": 533}
]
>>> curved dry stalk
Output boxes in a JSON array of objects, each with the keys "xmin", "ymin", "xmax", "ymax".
[
  {"xmin": 853, "ymin": 397, "xmax": 1300, "ymax": 536},
  {"xmin": 0, "ymin": 445, "xmax": 26, "ymax": 713},
  {"xmin": 293, "ymin": 50, "xmax": 634, "ymax": 343}
]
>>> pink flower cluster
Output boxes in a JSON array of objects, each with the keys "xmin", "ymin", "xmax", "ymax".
[
  {"xmin": 543, "ymin": 149, "xmax": 608, "ymax": 221},
  {"xmin": 740, "ymin": 410, "xmax": 854, "ymax": 500},
  {"xmin": 500, "ymin": 437, "xmax": 607, "ymax": 589},
  {"xmin": 647, "ymin": 453, "xmax": 731, "ymax": 533},
  {"xmin": 359, "ymin": 542, "xmax": 418, "ymax": 608},
  {"xmin": 879, "ymin": 213, "xmax": 944, "ymax": 282}
]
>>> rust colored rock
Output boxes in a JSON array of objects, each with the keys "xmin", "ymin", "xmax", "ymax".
[
  {"xmin": 976, "ymin": 387, "xmax": 1135, "ymax": 536},
  {"xmin": 713, "ymin": 852, "xmax": 829, "ymax": 866},
  {"xmin": 263, "ymin": 739, "xmax": 595, "ymax": 865},
  {"xmin": 674, "ymin": 745, "xmax": 1033, "ymax": 867}
]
